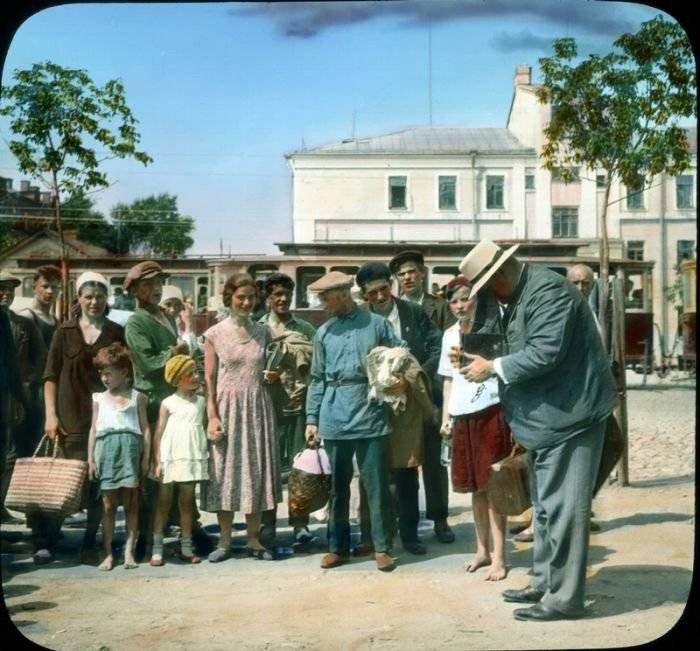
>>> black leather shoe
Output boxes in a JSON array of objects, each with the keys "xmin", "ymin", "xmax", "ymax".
[
  {"xmin": 502, "ymin": 587, "xmax": 545, "ymax": 604},
  {"xmin": 513, "ymin": 603, "xmax": 582, "ymax": 621},
  {"xmin": 433, "ymin": 521, "xmax": 455, "ymax": 544},
  {"xmin": 402, "ymin": 540, "xmax": 427, "ymax": 555}
]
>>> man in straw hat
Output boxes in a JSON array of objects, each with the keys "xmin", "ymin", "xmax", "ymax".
[
  {"xmin": 457, "ymin": 239, "xmax": 614, "ymax": 621},
  {"xmin": 304, "ymin": 271, "xmax": 404, "ymax": 572}
]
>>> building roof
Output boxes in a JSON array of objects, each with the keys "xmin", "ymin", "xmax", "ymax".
[{"xmin": 289, "ymin": 127, "xmax": 535, "ymax": 157}]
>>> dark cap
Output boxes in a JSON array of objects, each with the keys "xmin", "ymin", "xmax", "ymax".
[
  {"xmin": 123, "ymin": 261, "xmax": 165, "ymax": 292},
  {"xmin": 389, "ymin": 250, "xmax": 425, "ymax": 274}
]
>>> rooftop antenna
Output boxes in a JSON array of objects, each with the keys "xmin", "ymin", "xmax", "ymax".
[
  {"xmin": 351, "ymin": 109, "xmax": 356, "ymax": 140},
  {"xmin": 428, "ymin": 16, "xmax": 433, "ymax": 127}
]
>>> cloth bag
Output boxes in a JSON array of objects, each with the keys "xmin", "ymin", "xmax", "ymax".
[
  {"xmin": 5, "ymin": 435, "xmax": 88, "ymax": 517},
  {"xmin": 487, "ymin": 449, "xmax": 531, "ymax": 516},
  {"xmin": 287, "ymin": 446, "xmax": 331, "ymax": 518}
]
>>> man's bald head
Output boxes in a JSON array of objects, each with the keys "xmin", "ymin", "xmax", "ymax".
[{"xmin": 567, "ymin": 264, "xmax": 595, "ymax": 299}]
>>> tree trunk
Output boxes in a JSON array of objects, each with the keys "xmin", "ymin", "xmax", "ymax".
[
  {"xmin": 598, "ymin": 180, "xmax": 612, "ymax": 353},
  {"xmin": 51, "ymin": 172, "xmax": 70, "ymax": 321}
]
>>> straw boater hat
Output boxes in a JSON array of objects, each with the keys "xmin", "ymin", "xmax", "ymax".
[
  {"xmin": 0, "ymin": 269, "xmax": 22, "ymax": 287},
  {"xmin": 307, "ymin": 271, "xmax": 354, "ymax": 293},
  {"xmin": 159, "ymin": 285, "xmax": 184, "ymax": 305},
  {"xmin": 459, "ymin": 240, "xmax": 520, "ymax": 298}
]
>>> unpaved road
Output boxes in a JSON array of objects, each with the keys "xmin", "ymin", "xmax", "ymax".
[{"xmin": 2, "ymin": 375, "xmax": 695, "ymax": 650}]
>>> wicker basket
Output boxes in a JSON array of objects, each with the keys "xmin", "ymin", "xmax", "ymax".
[
  {"xmin": 288, "ymin": 448, "xmax": 330, "ymax": 517},
  {"xmin": 5, "ymin": 436, "xmax": 87, "ymax": 517},
  {"xmin": 487, "ymin": 451, "xmax": 531, "ymax": 516}
]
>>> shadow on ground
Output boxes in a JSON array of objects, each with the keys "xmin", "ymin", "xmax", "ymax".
[{"xmin": 585, "ymin": 564, "xmax": 692, "ymax": 618}]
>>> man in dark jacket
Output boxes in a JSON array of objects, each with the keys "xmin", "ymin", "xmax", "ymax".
[
  {"xmin": 459, "ymin": 240, "xmax": 614, "ymax": 621},
  {"xmin": 0, "ymin": 270, "xmax": 45, "ymax": 524},
  {"xmin": 389, "ymin": 251, "xmax": 455, "ymax": 543},
  {"xmin": 355, "ymin": 262, "xmax": 444, "ymax": 554}
]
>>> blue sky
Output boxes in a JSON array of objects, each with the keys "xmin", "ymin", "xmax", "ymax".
[{"xmin": 0, "ymin": 1, "xmax": 678, "ymax": 255}]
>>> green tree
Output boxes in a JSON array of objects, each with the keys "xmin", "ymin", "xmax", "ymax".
[
  {"xmin": 537, "ymin": 15, "xmax": 696, "ymax": 348},
  {"xmin": 0, "ymin": 61, "xmax": 152, "ymax": 315},
  {"xmin": 112, "ymin": 194, "xmax": 194, "ymax": 256},
  {"xmin": 61, "ymin": 192, "xmax": 119, "ymax": 252}
]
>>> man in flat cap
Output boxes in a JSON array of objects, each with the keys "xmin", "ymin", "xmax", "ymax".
[
  {"xmin": 458, "ymin": 240, "xmax": 614, "ymax": 621},
  {"xmin": 304, "ymin": 271, "xmax": 404, "ymax": 572},
  {"xmin": 388, "ymin": 250, "xmax": 455, "ymax": 543},
  {"xmin": 124, "ymin": 261, "xmax": 192, "ymax": 560}
]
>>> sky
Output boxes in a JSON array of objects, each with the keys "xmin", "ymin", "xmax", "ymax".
[{"xmin": 0, "ymin": 0, "xmax": 685, "ymax": 256}]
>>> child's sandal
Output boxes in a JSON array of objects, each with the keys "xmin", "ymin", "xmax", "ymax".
[{"xmin": 179, "ymin": 553, "xmax": 201, "ymax": 564}]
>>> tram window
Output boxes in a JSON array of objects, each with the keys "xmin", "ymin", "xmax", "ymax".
[{"xmin": 296, "ymin": 266, "xmax": 326, "ymax": 308}]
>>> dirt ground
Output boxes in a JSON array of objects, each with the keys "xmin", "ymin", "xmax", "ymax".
[{"xmin": 2, "ymin": 379, "xmax": 695, "ymax": 650}]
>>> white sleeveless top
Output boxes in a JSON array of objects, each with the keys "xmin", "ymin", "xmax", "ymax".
[{"xmin": 92, "ymin": 389, "xmax": 143, "ymax": 436}]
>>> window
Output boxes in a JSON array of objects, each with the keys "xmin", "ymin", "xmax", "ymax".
[
  {"xmin": 596, "ymin": 174, "xmax": 607, "ymax": 188},
  {"xmin": 438, "ymin": 175, "xmax": 457, "ymax": 210},
  {"xmin": 626, "ymin": 183, "xmax": 645, "ymax": 210},
  {"xmin": 525, "ymin": 168, "xmax": 535, "ymax": 190},
  {"xmin": 677, "ymin": 240, "xmax": 695, "ymax": 265},
  {"xmin": 389, "ymin": 176, "xmax": 407, "ymax": 209},
  {"xmin": 552, "ymin": 167, "xmax": 580, "ymax": 183},
  {"xmin": 486, "ymin": 175, "xmax": 505, "ymax": 209},
  {"xmin": 296, "ymin": 266, "xmax": 326, "ymax": 308},
  {"xmin": 552, "ymin": 207, "xmax": 578, "ymax": 238},
  {"xmin": 676, "ymin": 174, "xmax": 694, "ymax": 209},
  {"xmin": 626, "ymin": 240, "xmax": 644, "ymax": 261}
]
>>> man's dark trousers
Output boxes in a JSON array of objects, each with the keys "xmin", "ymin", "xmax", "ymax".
[{"xmin": 325, "ymin": 436, "xmax": 391, "ymax": 555}]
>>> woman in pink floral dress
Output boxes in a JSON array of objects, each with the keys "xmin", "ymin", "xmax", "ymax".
[{"xmin": 201, "ymin": 273, "xmax": 282, "ymax": 561}]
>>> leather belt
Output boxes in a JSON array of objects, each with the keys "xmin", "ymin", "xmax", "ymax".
[{"xmin": 326, "ymin": 378, "xmax": 368, "ymax": 387}]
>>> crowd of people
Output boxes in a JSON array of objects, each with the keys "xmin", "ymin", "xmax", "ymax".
[{"xmin": 0, "ymin": 240, "xmax": 614, "ymax": 622}]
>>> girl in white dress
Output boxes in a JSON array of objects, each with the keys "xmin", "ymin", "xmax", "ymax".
[{"xmin": 150, "ymin": 355, "xmax": 208, "ymax": 566}]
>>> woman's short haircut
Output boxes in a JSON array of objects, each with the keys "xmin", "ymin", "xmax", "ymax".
[
  {"xmin": 444, "ymin": 276, "xmax": 473, "ymax": 302},
  {"xmin": 263, "ymin": 272, "xmax": 294, "ymax": 295},
  {"xmin": 222, "ymin": 273, "xmax": 257, "ymax": 308},
  {"xmin": 93, "ymin": 342, "xmax": 133, "ymax": 379}
]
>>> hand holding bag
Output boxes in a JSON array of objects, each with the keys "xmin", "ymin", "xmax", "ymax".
[
  {"xmin": 287, "ymin": 446, "xmax": 331, "ymax": 518},
  {"xmin": 5, "ymin": 435, "xmax": 88, "ymax": 517},
  {"xmin": 487, "ymin": 447, "xmax": 531, "ymax": 516}
]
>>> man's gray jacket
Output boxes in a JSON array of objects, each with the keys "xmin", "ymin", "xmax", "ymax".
[{"xmin": 498, "ymin": 264, "xmax": 614, "ymax": 450}]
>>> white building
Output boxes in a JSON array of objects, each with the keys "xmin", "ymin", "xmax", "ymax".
[{"xmin": 285, "ymin": 65, "xmax": 696, "ymax": 350}]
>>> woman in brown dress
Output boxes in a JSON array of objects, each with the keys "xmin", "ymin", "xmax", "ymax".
[
  {"xmin": 201, "ymin": 273, "xmax": 282, "ymax": 562},
  {"xmin": 34, "ymin": 272, "xmax": 125, "ymax": 565}
]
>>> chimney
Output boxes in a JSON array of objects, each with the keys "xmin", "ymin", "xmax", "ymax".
[
  {"xmin": 0, "ymin": 177, "xmax": 11, "ymax": 192},
  {"xmin": 20, "ymin": 180, "xmax": 30, "ymax": 192},
  {"xmin": 514, "ymin": 65, "xmax": 532, "ymax": 87}
]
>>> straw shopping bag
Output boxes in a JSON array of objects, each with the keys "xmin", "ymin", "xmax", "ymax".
[
  {"xmin": 288, "ymin": 446, "xmax": 331, "ymax": 518},
  {"xmin": 487, "ymin": 448, "xmax": 531, "ymax": 516},
  {"xmin": 6, "ymin": 435, "xmax": 87, "ymax": 517}
]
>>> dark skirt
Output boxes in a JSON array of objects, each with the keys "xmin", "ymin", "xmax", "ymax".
[{"xmin": 451, "ymin": 404, "xmax": 512, "ymax": 493}]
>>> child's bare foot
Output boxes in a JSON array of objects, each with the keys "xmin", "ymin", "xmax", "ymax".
[
  {"xmin": 123, "ymin": 552, "xmax": 138, "ymax": 569},
  {"xmin": 464, "ymin": 554, "xmax": 491, "ymax": 572},
  {"xmin": 485, "ymin": 561, "xmax": 508, "ymax": 581},
  {"xmin": 98, "ymin": 554, "xmax": 115, "ymax": 571}
]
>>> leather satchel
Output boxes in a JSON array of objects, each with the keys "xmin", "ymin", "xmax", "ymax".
[{"xmin": 487, "ymin": 449, "xmax": 531, "ymax": 516}]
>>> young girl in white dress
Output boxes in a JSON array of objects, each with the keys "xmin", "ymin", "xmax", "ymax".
[
  {"xmin": 88, "ymin": 343, "xmax": 151, "ymax": 571},
  {"xmin": 150, "ymin": 355, "xmax": 208, "ymax": 566}
]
